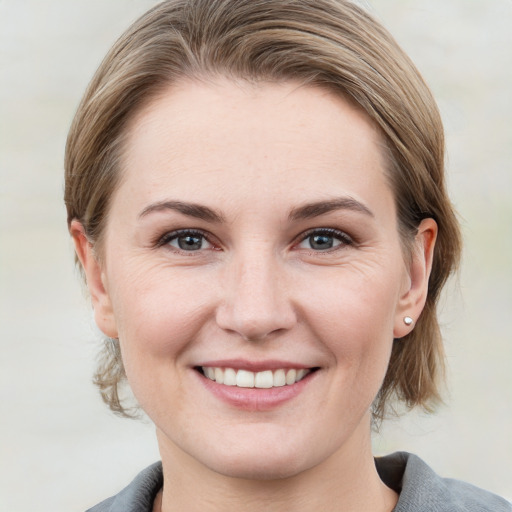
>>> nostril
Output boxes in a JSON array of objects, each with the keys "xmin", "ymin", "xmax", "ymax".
[
  {"xmin": 214, "ymin": 260, "xmax": 297, "ymax": 340},
  {"xmin": 215, "ymin": 300, "xmax": 297, "ymax": 342}
]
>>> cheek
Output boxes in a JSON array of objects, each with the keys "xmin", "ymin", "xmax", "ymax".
[
  {"xmin": 109, "ymin": 272, "xmax": 213, "ymax": 419},
  {"xmin": 300, "ymin": 268, "xmax": 400, "ymax": 389},
  {"xmin": 107, "ymin": 263, "xmax": 216, "ymax": 372},
  {"xmin": 303, "ymin": 266, "xmax": 401, "ymax": 342}
]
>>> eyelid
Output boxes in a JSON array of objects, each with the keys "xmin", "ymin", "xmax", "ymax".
[
  {"xmin": 156, "ymin": 228, "xmax": 217, "ymax": 251},
  {"xmin": 154, "ymin": 227, "xmax": 353, "ymax": 253},
  {"xmin": 295, "ymin": 227, "xmax": 354, "ymax": 250}
]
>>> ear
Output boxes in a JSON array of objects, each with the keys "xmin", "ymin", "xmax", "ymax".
[
  {"xmin": 393, "ymin": 218, "xmax": 438, "ymax": 338},
  {"xmin": 70, "ymin": 220, "xmax": 118, "ymax": 339}
]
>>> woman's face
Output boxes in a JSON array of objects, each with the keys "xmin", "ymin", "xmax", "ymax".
[{"xmin": 78, "ymin": 79, "xmax": 433, "ymax": 480}]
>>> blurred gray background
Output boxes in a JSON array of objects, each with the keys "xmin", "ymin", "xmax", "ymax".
[{"xmin": 1, "ymin": 0, "xmax": 511, "ymax": 510}]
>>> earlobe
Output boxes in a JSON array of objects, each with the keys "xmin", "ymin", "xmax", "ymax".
[
  {"xmin": 393, "ymin": 218, "xmax": 437, "ymax": 339},
  {"xmin": 70, "ymin": 220, "xmax": 118, "ymax": 338}
]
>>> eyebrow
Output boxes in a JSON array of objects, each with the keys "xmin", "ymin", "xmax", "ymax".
[
  {"xmin": 289, "ymin": 197, "xmax": 374, "ymax": 221},
  {"xmin": 139, "ymin": 197, "xmax": 373, "ymax": 223},
  {"xmin": 138, "ymin": 200, "xmax": 225, "ymax": 223}
]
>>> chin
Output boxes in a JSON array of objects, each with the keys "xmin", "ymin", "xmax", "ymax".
[
  {"xmin": 195, "ymin": 438, "xmax": 320, "ymax": 481},
  {"xmin": 210, "ymin": 456, "xmax": 309, "ymax": 481}
]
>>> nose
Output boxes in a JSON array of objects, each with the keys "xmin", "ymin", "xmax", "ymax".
[{"xmin": 215, "ymin": 250, "xmax": 297, "ymax": 341}]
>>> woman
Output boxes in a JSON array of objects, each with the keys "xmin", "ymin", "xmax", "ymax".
[{"xmin": 64, "ymin": 0, "xmax": 511, "ymax": 510}]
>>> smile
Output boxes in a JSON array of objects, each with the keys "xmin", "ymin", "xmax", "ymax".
[{"xmin": 200, "ymin": 367, "xmax": 312, "ymax": 388}]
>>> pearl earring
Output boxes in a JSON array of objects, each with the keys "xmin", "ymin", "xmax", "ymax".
[{"xmin": 403, "ymin": 316, "xmax": 413, "ymax": 326}]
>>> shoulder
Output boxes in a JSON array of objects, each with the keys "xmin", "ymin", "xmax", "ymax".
[
  {"xmin": 85, "ymin": 462, "xmax": 163, "ymax": 512},
  {"xmin": 376, "ymin": 452, "xmax": 512, "ymax": 512}
]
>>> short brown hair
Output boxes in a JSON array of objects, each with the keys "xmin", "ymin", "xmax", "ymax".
[{"xmin": 65, "ymin": 0, "xmax": 462, "ymax": 420}]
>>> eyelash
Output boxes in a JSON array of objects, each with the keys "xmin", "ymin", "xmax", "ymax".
[
  {"xmin": 156, "ymin": 229, "xmax": 216, "ymax": 252},
  {"xmin": 295, "ymin": 228, "xmax": 354, "ymax": 252},
  {"xmin": 155, "ymin": 227, "xmax": 354, "ymax": 253}
]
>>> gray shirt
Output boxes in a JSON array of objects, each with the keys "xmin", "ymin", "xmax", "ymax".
[{"xmin": 86, "ymin": 452, "xmax": 511, "ymax": 511}]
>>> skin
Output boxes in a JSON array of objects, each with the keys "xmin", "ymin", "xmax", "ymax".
[{"xmin": 72, "ymin": 78, "xmax": 437, "ymax": 512}]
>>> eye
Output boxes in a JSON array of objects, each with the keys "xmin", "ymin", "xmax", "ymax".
[
  {"xmin": 159, "ymin": 230, "xmax": 213, "ymax": 252},
  {"xmin": 297, "ymin": 228, "xmax": 353, "ymax": 251}
]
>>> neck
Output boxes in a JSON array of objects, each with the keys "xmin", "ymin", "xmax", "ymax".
[{"xmin": 156, "ymin": 418, "xmax": 397, "ymax": 512}]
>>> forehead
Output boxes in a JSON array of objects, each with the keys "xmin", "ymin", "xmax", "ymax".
[{"xmin": 117, "ymin": 78, "xmax": 392, "ymax": 215}]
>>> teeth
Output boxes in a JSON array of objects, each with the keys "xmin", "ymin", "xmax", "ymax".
[
  {"xmin": 202, "ymin": 366, "xmax": 312, "ymax": 388},
  {"xmin": 254, "ymin": 370, "xmax": 273, "ymax": 388},
  {"xmin": 285, "ymin": 369, "xmax": 296, "ymax": 385},
  {"xmin": 273, "ymin": 369, "xmax": 286, "ymax": 387},
  {"xmin": 296, "ymin": 369, "xmax": 307, "ymax": 381},
  {"xmin": 236, "ymin": 369, "xmax": 255, "ymax": 388},
  {"xmin": 204, "ymin": 367, "xmax": 215, "ymax": 380},
  {"xmin": 214, "ymin": 367, "xmax": 224, "ymax": 384},
  {"xmin": 224, "ymin": 368, "xmax": 237, "ymax": 386}
]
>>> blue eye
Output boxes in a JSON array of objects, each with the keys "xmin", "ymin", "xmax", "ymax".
[
  {"xmin": 161, "ymin": 230, "xmax": 212, "ymax": 251},
  {"xmin": 297, "ymin": 229, "xmax": 352, "ymax": 251}
]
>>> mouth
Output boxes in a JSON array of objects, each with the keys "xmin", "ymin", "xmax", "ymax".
[{"xmin": 196, "ymin": 366, "xmax": 319, "ymax": 389}]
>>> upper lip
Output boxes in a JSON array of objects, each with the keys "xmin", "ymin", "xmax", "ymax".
[{"xmin": 196, "ymin": 359, "xmax": 315, "ymax": 372}]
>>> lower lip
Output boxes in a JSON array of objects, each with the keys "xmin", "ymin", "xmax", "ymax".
[{"xmin": 196, "ymin": 370, "xmax": 317, "ymax": 411}]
